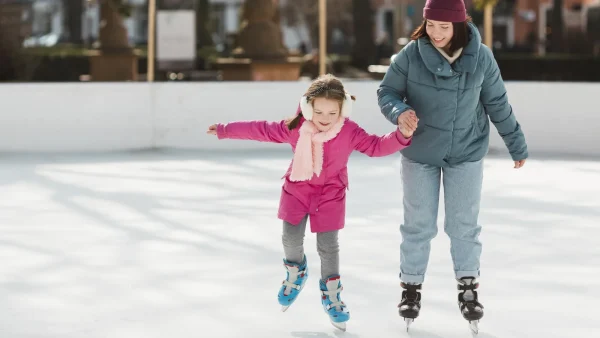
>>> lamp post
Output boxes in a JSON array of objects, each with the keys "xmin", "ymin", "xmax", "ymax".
[
  {"xmin": 147, "ymin": 0, "xmax": 156, "ymax": 82},
  {"xmin": 319, "ymin": 0, "xmax": 326, "ymax": 75}
]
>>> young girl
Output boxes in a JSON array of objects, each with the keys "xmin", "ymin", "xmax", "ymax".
[{"xmin": 207, "ymin": 74, "xmax": 418, "ymax": 331}]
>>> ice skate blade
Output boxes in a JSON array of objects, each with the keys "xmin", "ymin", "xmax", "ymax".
[
  {"xmin": 331, "ymin": 321, "xmax": 346, "ymax": 331},
  {"xmin": 281, "ymin": 305, "xmax": 290, "ymax": 312},
  {"xmin": 469, "ymin": 320, "xmax": 479, "ymax": 334},
  {"xmin": 404, "ymin": 318, "xmax": 414, "ymax": 331}
]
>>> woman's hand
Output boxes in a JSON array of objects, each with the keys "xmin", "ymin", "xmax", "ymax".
[
  {"xmin": 514, "ymin": 159, "xmax": 526, "ymax": 169},
  {"xmin": 397, "ymin": 110, "xmax": 419, "ymax": 138},
  {"xmin": 207, "ymin": 124, "xmax": 217, "ymax": 135}
]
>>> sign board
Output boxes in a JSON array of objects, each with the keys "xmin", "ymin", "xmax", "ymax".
[
  {"xmin": 157, "ymin": 10, "xmax": 196, "ymax": 70},
  {"xmin": 563, "ymin": 10, "xmax": 583, "ymax": 29}
]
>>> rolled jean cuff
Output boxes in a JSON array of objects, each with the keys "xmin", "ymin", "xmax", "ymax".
[
  {"xmin": 399, "ymin": 272, "xmax": 425, "ymax": 284},
  {"xmin": 455, "ymin": 270, "xmax": 480, "ymax": 280}
]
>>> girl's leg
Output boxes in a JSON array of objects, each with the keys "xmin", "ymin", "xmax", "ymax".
[
  {"xmin": 278, "ymin": 216, "xmax": 309, "ymax": 310},
  {"xmin": 400, "ymin": 156, "xmax": 442, "ymax": 284},
  {"xmin": 442, "ymin": 159, "xmax": 484, "ymax": 279},
  {"xmin": 316, "ymin": 230, "xmax": 340, "ymax": 279},
  {"xmin": 317, "ymin": 230, "xmax": 348, "ymax": 329},
  {"xmin": 282, "ymin": 215, "xmax": 308, "ymax": 263}
]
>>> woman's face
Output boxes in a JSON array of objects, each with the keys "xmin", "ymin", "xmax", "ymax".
[
  {"xmin": 312, "ymin": 97, "xmax": 341, "ymax": 132},
  {"xmin": 426, "ymin": 19, "xmax": 454, "ymax": 49}
]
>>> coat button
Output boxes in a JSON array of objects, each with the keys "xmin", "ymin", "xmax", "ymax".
[{"xmin": 437, "ymin": 68, "xmax": 441, "ymax": 71}]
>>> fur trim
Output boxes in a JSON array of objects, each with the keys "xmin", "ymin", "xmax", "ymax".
[
  {"xmin": 289, "ymin": 118, "xmax": 345, "ymax": 181},
  {"xmin": 299, "ymin": 94, "xmax": 353, "ymax": 121},
  {"xmin": 300, "ymin": 95, "xmax": 313, "ymax": 120},
  {"xmin": 341, "ymin": 93, "xmax": 352, "ymax": 118}
]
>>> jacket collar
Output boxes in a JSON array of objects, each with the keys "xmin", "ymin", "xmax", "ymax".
[{"xmin": 417, "ymin": 22, "xmax": 481, "ymax": 76}]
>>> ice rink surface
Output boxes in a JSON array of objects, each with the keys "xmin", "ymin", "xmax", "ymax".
[{"xmin": 1, "ymin": 150, "xmax": 599, "ymax": 338}]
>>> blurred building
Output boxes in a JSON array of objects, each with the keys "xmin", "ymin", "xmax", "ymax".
[
  {"xmin": 371, "ymin": 0, "xmax": 426, "ymax": 44},
  {"xmin": 514, "ymin": 0, "xmax": 600, "ymax": 53},
  {"xmin": 18, "ymin": 0, "xmax": 244, "ymax": 48},
  {"xmin": 8, "ymin": 0, "xmax": 600, "ymax": 56},
  {"xmin": 0, "ymin": 0, "xmax": 34, "ymax": 47}
]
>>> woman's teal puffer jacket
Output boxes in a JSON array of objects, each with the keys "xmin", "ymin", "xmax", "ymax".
[{"xmin": 377, "ymin": 23, "xmax": 528, "ymax": 167}]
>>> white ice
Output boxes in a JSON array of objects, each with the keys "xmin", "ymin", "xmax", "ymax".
[{"xmin": 0, "ymin": 150, "xmax": 599, "ymax": 338}]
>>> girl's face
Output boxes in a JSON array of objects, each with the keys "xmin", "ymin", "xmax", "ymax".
[
  {"xmin": 312, "ymin": 97, "xmax": 342, "ymax": 132},
  {"xmin": 426, "ymin": 19, "xmax": 454, "ymax": 49}
]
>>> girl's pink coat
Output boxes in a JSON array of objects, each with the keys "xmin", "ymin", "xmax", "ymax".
[{"xmin": 216, "ymin": 117, "xmax": 411, "ymax": 233}]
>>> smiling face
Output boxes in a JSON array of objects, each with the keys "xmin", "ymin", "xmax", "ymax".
[
  {"xmin": 312, "ymin": 97, "xmax": 341, "ymax": 132},
  {"xmin": 426, "ymin": 19, "xmax": 454, "ymax": 50}
]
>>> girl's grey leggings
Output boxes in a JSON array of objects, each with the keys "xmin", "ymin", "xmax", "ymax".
[{"xmin": 282, "ymin": 215, "xmax": 339, "ymax": 280}]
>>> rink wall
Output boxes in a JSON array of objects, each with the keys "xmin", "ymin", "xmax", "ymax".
[{"xmin": 0, "ymin": 81, "xmax": 598, "ymax": 157}]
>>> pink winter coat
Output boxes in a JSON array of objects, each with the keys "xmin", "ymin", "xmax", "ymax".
[{"xmin": 216, "ymin": 116, "xmax": 411, "ymax": 233}]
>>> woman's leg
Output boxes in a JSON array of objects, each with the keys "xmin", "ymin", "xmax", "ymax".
[
  {"xmin": 400, "ymin": 156, "xmax": 442, "ymax": 284},
  {"xmin": 442, "ymin": 159, "xmax": 484, "ymax": 279}
]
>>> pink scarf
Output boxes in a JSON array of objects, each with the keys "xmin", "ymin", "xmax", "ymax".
[{"xmin": 289, "ymin": 118, "xmax": 345, "ymax": 181}]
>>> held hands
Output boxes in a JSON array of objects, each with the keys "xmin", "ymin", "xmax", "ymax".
[
  {"xmin": 397, "ymin": 110, "xmax": 419, "ymax": 138},
  {"xmin": 207, "ymin": 124, "xmax": 217, "ymax": 135}
]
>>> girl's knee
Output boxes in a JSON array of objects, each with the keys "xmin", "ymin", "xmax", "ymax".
[
  {"xmin": 282, "ymin": 233, "xmax": 304, "ymax": 248},
  {"xmin": 317, "ymin": 241, "xmax": 339, "ymax": 254},
  {"xmin": 316, "ymin": 232, "xmax": 340, "ymax": 256}
]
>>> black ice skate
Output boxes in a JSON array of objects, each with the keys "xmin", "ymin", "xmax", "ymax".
[
  {"xmin": 398, "ymin": 282, "xmax": 421, "ymax": 331},
  {"xmin": 457, "ymin": 277, "xmax": 484, "ymax": 334}
]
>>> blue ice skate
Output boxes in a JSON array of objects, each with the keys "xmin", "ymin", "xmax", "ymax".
[
  {"xmin": 319, "ymin": 275, "xmax": 350, "ymax": 331},
  {"xmin": 278, "ymin": 256, "xmax": 308, "ymax": 312}
]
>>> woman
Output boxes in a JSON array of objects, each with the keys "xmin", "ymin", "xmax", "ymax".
[{"xmin": 377, "ymin": 0, "xmax": 528, "ymax": 331}]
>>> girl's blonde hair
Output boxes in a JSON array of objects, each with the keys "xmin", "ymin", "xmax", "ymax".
[{"xmin": 286, "ymin": 74, "xmax": 356, "ymax": 130}]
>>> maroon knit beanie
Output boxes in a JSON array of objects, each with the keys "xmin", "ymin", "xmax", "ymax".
[{"xmin": 423, "ymin": 0, "xmax": 467, "ymax": 22}]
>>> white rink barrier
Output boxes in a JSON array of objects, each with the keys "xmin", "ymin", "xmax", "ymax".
[{"xmin": 1, "ymin": 81, "xmax": 598, "ymax": 157}]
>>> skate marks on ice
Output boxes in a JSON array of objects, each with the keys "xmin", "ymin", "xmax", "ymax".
[
  {"xmin": 470, "ymin": 332, "xmax": 500, "ymax": 338},
  {"xmin": 291, "ymin": 330, "xmax": 361, "ymax": 338},
  {"xmin": 400, "ymin": 328, "xmax": 446, "ymax": 338},
  {"xmin": 291, "ymin": 332, "xmax": 335, "ymax": 338},
  {"xmin": 1, "ymin": 151, "xmax": 600, "ymax": 338},
  {"xmin": 0, "ymin": 152, "xmax": 291, "ymax": 338},
  {"xmin": 400, "ymin": 327, "xmax": 500, "ymax": 338}
]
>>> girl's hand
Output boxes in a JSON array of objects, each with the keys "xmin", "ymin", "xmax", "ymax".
[
  {"xmin": 398, "ymin": 110, "xmax": 418, "ymax": 138},
  {"xmin": 514, "ymin": 159, "xmax": 526, "ymax": 169},
  {"xmin": 207, "ymin": 124, "xmax": 217, "ymax": 135}
]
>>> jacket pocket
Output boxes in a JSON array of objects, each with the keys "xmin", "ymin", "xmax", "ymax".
[
  {"xmin": 474, "ymin": 105, "xmax": 488, "ymax": 136},
  {"xmin": 414, "ymin": 123, "xmax": 448, "ymax": 136},
  {"xmin": 471, "ymin": 114, "xmax": 482, "ymax": 137}
]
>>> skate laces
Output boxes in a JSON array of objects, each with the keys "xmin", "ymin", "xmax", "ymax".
[
  {"xmin": 405, "ymin": 290, "xmax": 419, "ymax": 301},
  {"xmin": 401, "ymin": 283, "xmax": 421, "ymax": 303},
  {"xmin": 401, "ymin": 290, "xmax": 420, "ymax": 308},
  {"xmin": 458, "ymin": 278, "xmax": 481, "ymax": 307}
]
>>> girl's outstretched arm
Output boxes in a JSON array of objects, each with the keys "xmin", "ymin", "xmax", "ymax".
[
  {"xmin": 352, "ymin": 125, "xmax": 411, "ymax": 157},
  {"xmin": 214, "ymin": 120, "xmax": 292, "ymax": 144}
]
